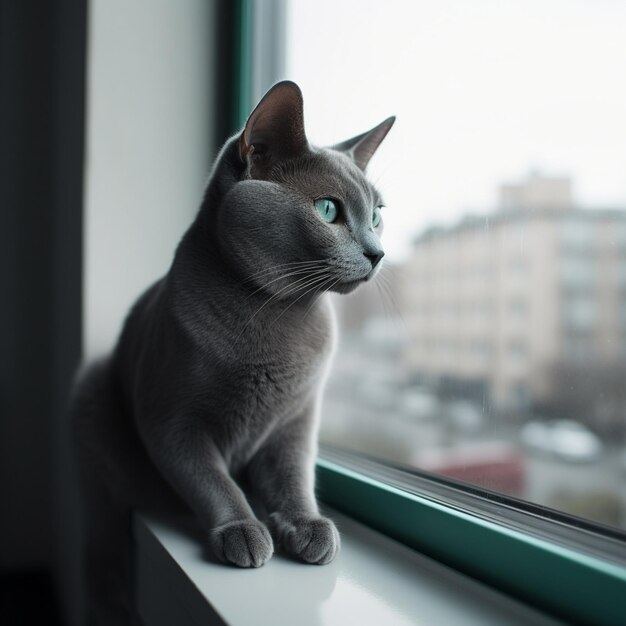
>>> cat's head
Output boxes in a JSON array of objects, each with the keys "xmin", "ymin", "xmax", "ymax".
[{"xmin": 217, "ymin": 81, "xmax": 394, "ymax": 297}]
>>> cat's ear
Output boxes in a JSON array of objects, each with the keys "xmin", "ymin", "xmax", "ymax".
[
  {"xmin": 332, "ymin": 116, "xmax": 395, "ymax": 171},
  {"xmin": 239, "ymin": 81, "xmax": 308, "ymax": 177}
]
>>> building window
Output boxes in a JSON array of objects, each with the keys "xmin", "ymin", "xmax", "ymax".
[
  {"xmin": 617, "ymin": 262, "xmax": 626, "ymax": 288},
  {"xmin": 560, "ymin": 217, "xmax": 596, "ymax": 252},
  {"xmin": 563, "ymin": 296, "xmax": 596, "ymax": 330},
  {"xmin": 509, "ymin": 297, "xmax": 528, "ymax": 317},
  {"xmin": 508, "ymin": 255, "xmax": 530, "ymax": 275},
  {"xmin": 563, "ymin": 332, "xmax": 596, "ymax": 362},
  {"xmin": 471, "ymin": 339, "xmax": 492, "ymax": 358},
  {"xmin": 508, "ymin": 338, "xmax": 528, "ymax": 360},
  {"xmin": 560, "ymin": 256, "xmax": 596, "ymax": 289}
]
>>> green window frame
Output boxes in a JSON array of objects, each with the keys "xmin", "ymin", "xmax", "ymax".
[
  {"xmin": 214, "ymin": 0, "xmax": 254, "ymax": 141},
  {"xmin": 316, "ymin": 448, "xmax": 626, "ymax": 626},
  {"xmin": 231, "ymin": 4, "xmax": 626, "ymax": 625}
]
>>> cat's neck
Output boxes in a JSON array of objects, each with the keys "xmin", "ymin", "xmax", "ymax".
[{"xmin": 167, "ymin": 223, "xmax": 330, "ymax": 350}]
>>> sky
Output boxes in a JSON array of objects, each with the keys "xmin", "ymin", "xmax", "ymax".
[{"xmin": 286, "ymin": 0, "xmax": 626, "ymax": 261}]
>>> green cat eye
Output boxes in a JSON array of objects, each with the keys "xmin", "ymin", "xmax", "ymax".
[
  {"xmin": 315, "ymin": 198, "xmax": 338, "ymax": 223},
  {"xmin": 372, "ymin": 205, "xmax": 383, "ymax": 228}
]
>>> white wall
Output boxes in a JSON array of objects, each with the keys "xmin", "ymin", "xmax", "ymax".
[
  {"xmin": 60, "ymin": 4, "xmax": 216, "ymax": 624},
  {"xmin": 84, "ymin": 0, "xmax": 216, "ymax": 358}
]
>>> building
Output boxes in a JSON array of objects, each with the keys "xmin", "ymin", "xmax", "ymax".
[
  {"xmin": 500, "ymin": 170, "xmax": 573, "ymax": 211},
  {"xmin": 402, "ymin": 173, "xmax": 626, "ymax": 414}
]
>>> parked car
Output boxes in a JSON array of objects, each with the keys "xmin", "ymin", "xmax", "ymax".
[
  {"xmin": 400, "ymin": 387, "xmax": 439, "ymax": 421},
  {"xmin": 413, "ymin": 442, "xmax": 526, "ymax": 495},
  {"xmin": 520, "ymin": 420, "xmax": 602, "ymax": 463},
  {"xmin": 447, "ymin": 401, "xmax": 484, "ymax": 433}
]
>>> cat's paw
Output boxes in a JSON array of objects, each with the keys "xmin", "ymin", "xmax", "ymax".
[
  {"xmin": 210, "ymin": 519, "xmax": 273, "ymax": 568},
  {"xmin": 271, "ymin": 514, "xmax": 340, "ymax": 565}
]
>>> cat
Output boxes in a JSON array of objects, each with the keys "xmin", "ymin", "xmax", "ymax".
[{"xmin": 71, "ymin": 80, "xmax": 394, "ymax": 625}]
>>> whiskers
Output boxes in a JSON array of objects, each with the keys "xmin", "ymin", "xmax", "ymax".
[
  {"xmin": 240, "ymin": 259, "xmax": 325, "ymax": 288},
  {"xmin": 242, "ymin": 261, "xmax": 328, "ymax": 302},
  {"xmin": 234, "ymin": 261, "xmax": 337, "ymax": 344},
  {"xmin": 272, "ymin": 272, "xmax": 343, "ymax": 328},
  {"xmin": 372, "ymin": 264, "xmax": 410, "ymax": 337},
  {"xmin": 233, "ymin": 259, "xmax": 409, "ymax": 347}
]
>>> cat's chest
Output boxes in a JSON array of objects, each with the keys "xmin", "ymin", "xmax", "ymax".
[
  {"xmin": 227, "ymin": 346, "xmax": 325, "ymax": 416},
  {"xmin": 177, "ymin": 295, "xmax": 337, "ymax": 465},
  {"xmin": 223, "ymin": 300, "xmax": 335, "ymax": 412},
  {"xmin": 217, "ymin": 351, "xmax": 324, "ymax": 466},
  {"xmin": 216, "ymin": 319, "xmax": 333, "ymax": 453}
]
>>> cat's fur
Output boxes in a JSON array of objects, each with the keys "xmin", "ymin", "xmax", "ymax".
[{"xmin": 71, "ymin": 81, "xmax": 394, "ymax": 625}]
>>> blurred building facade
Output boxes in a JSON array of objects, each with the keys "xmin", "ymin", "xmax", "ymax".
[{"xmin": 401, "ymin": 173, "xmax": 626, "ymax": 417}]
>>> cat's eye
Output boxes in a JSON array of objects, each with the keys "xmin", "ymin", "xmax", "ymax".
[
  {"xmin": 372, "ymin": 205, "xmax": 383, "ymax": 228},
  {"xmin": 315, "ymin": 198, "xmax": 338, "ymax": 223}
]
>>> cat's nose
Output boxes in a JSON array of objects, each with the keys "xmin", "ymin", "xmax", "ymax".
[{"xmin": 363, "ymin": 250, "xmax": 384, "ymax": 268}]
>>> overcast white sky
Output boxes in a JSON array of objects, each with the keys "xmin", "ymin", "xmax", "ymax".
[{"xmin": 286, "ymin": 0, "xmax": 626, "ymax": 261}]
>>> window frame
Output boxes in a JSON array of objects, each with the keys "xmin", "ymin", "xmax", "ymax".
[{"xmin": 317, "ymin": 447, "xmax": 626, "ymax": 626}]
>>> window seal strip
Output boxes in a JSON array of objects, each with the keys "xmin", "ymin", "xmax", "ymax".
[{"xmin": 317, "ymin": 446, "xmax": 626, "ymax": 626}]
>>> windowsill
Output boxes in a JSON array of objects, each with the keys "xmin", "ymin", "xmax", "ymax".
[{"xmin": 134, "ymin": 508, "xmax": 563, "ymax": 626}]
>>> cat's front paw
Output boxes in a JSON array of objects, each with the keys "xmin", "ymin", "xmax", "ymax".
[
  {"xmin": 210, "ymin": 519, "xmax": 273, "ymax": 568},
  {"xmin": 271, "ymin": 514, "xmax": 340, "ymax": 565}
]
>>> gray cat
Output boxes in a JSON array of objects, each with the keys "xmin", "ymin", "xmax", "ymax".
[{"xmin": 71, "ymin": 80, "xmax": 394, "ymax": 625}]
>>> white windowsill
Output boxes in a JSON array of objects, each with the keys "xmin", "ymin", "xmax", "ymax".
[{"xmin": 134, "ymin": 508, "xmax": 564, "ymax": 626}]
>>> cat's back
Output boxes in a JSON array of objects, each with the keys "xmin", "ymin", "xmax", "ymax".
[{"xmin": 71, "ymin": 278, "xmax": 166, "ymax": 454}]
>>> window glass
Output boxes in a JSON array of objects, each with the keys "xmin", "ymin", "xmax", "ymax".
[{"xmin": 286, "ymin": 0, "xmax": 626, "ymax": 531}]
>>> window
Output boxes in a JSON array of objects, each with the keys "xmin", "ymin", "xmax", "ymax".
[
  {"xmin": 562, "ymin": 296, "xmax": 597, "ymax": 330},
  {"xmin": 616, "ymin": 222, "xmax": 626, "ymax": 252},
  {"xmin": 507, "ymin": 338, "xmax": 527, "ymax": 361},
  {"xmin": 560, "ymin": 255, "xmax": 596, "ymax": 289},
  {"xmin": 285, "ymin": 0, "xmax": 626, "ymax": 544},
  {"xmin": 509, "ymin": 297, "xmax": 528, "ymax": 317},
  {"xmin": 617, "ymin": 261, "xmax": 626, "ymax": 288},
  {"xmin": 561, "ymin": 217, "xmax": 596, "ymax": 252},
  {"xmin": 275, "ymin": 1, "xmax": 626, "ymax": 624},
  {"xmin": 563, "ymin": 331, "xmax": 596, "ymax": 362}
]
